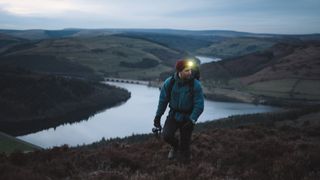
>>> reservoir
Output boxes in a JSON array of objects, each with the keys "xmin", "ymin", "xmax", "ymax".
[
  {"xmin": 196, "ymin": 55, "xmax": 221, "ymax": 63},
  {"xmin": 18, "ymin": 82, "xmax": 280, "ymax": 148}
]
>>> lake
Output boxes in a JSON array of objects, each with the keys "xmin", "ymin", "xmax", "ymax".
[
  {"xmin": 196, "ymin": 55, "xmax": 221, "ymax": 64},
  {"xmin": 18, "ymin": 81, "xmax": 280, "ymax": 148}
]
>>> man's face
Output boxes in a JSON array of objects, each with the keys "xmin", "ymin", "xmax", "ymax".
[{"xmin": 179, "ymin": 67, "xmax": 192, "ymax": 80}]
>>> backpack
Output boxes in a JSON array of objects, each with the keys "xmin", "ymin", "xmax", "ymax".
[
  {"xmin": 165, "ymin": 74, "xmax": 195, "ymax": 113},
  {"xmin": 192, "ymin": 65, "xmax": 200, "ymax": 81}
]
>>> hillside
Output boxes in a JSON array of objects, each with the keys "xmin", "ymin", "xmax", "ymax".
[
  {"xmin": 0, "ymin": 132, "xmax": 41, "ymax": 154},
  {"xmin": 2, "ymin": 29, "xmax": 319, "ymax": 83},
  {"xmin": 238, "ymin": 42, "xmax": 320, "ymax": 82},
  {"xmin": 201, "ymin": 41, "xmax": 320, "ymax": 103},
  {"xmin": 0, "ymin": 35, "xmax": 185, "ymax": 80},
  {"xmin": 0, "ymin": 107, "xmax": 319, "ymax": 179},
  {"xmin": 196, "ymin": 37, "xmax": 276, "ymax": 59},
  {"xmin": 0, "ymin": 33, "xmax": 26, "ymax": 47},
  {"xmin": 114, "ymin": 33, "xmax": 282, "ymax": 60},
  {"xmin": 0, "ymin": 67, "xmax": 130, "ymax": 136},
  {"xmin": 116, "ymin": 32, "xmax": 220, "ymax": 52},
  {"xmin": 0, "ymin": 29, "xmax": 266, "ymax": 40},
  {"xmin": 0, "ymin": 33, "xmax": 28, "ymax": 54},
  {"xmin": 3, "ymin": 29, "xmax": 319, "ymax": 61},
  {"xmin": 0, "ymin": 29, "xmax": 81, "ymax": 40}
]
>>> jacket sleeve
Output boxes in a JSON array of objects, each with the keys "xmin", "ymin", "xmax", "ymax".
[
  {"xmin": 189, "ymin": 80, "xmax": 204, "ymax": 122},
  {"xmin": 155, "ymin": 78, "xmax": 171, "ymax": 117}
]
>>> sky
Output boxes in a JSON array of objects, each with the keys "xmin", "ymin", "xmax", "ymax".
[{"xmin": 0, "ymin": 0, "xmax": 319, "ymax": 34}]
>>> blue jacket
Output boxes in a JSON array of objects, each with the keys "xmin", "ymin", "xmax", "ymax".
[{"xmin": 156, "ymin": 73, "xmax": 204, "ymax": 122}]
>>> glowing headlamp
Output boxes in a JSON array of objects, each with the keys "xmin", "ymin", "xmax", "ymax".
[{"xmin": 187, "ymin": 61, "xmax": 194, "ymax": 68}]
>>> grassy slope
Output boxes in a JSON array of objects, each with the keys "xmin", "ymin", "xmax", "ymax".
[
  {"xmin": 0, "ymin": 29, "xmax": 80, "ymax": 40},
  {"xmin": 196, "ymin": 37, "xmax": 275, "ymax": 58},
  {"xmin": 0, "ymin": 33, "xmax": 28, "ymax": 55},
  {"xmin": 117, "ymin": 33, "xmax": 218, "ymax": 52},
  {"xmin": 245, "ymin": 79, "xmax": 320, "ymax": 100},
  {"xmin": 241, "ymin": 43, "xmax": 320, "ymax": 100},
  {"xmin": 1, "ymin": 35, "xmax": 183, "ymax": 80},
  {"xmin": 0, "ymin": 132, "xmax": 41, "ymax": 154},
  {"xmin": 116, "ymin": 33, "xmax": 279, "ymax": 60},
  {"xmin": 0, "ymin": 107, "xmax": 319, "ymax": 179},
  {"xmin": 201, "ymin": 42, "xmax": 320, "ymax": 103},
  {"xmin": 0, "ymin": 32, "xmax": 287, "ymax": 83}
]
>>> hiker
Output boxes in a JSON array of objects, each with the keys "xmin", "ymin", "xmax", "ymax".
[{"xmin": 153, "ymin": 59, "xmax": 204, "ymax": 163}]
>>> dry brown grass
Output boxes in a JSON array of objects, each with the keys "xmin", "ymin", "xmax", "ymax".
[{"xmin": 1, "ymin": 110, "xmax": 320, "ymax": 180}]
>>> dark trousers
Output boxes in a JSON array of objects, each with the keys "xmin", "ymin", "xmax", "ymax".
[{"xmin": 162, "ymin": 115, "xmax": 194, "ymax": 157}]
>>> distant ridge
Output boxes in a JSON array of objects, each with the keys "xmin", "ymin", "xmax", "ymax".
[{"xmin": 1, "ymin": 28, "xmax": 319, "ymax": 40}]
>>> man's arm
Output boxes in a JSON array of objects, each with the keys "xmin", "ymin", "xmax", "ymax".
[
  {"xmin": 155, "ymin": 77, "xmax": 171, "ymax": 118},
  {"xmin": 189, "ymin": 80, "xmax": 204, "ymax": 123}
]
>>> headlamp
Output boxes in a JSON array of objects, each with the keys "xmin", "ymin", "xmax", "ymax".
[{"xmin": 187, "ymin": 61, "xmax": 194, "ymax": 68}]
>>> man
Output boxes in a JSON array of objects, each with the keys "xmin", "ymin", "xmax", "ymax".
[{"xmin": 153, "ymin": 59, "xmax": 204, "ymax": 163}]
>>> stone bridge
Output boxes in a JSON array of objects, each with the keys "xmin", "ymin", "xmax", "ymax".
[{"xmin": 104, "ymin": 77, "xmax": 149, "ymax": 85}]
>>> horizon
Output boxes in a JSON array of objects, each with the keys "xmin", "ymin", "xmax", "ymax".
[
  {"xmin": 0, "ymin": 27, "xmax": 319, "ymax": 36},
  {"xmin": 0, "ymin": 0, "xmax": 320, "ymax": 34}
]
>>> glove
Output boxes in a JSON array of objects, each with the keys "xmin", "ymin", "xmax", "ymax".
[{"xmin": 153, "ymin": 115, "xmax": 161, "ymax": 128}]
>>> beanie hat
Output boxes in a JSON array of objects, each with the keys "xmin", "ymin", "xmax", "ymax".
[{"xmin": 175, "ymin": 60, "xmax": 188, "ymax": 72}]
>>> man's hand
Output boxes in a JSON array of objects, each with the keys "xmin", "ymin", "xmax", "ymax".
[{"xmin": 153, "ymin": 116, "xmax": 161, "ymax": 128}]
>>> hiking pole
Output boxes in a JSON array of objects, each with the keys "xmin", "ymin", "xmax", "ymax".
[{"xmin": 152, "ymin": 126, "xmax": 162, "ymax": 139}]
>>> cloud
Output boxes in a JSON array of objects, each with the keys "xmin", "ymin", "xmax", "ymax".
[
  {"xmin": 0, "ymin": 0, "xmax": 218, "ymax": 18},
  {"xmin": 0, "ymin": 0, "xmax": 76, "ymax": 16},
  {"xmin": 0, "ymin": 0, "xmax": 319, "ymax": 33}
]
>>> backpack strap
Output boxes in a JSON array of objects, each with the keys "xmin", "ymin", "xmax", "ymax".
[
  {"xmin": 165, "ymin": 74, "xmax": 175, "ymax": 102},
  {"xmin": 188, "ymin": 78, "xmax": 195, "ymax": 110}
]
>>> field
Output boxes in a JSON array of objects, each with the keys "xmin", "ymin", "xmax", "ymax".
[
  {"xmin": 246, "ymin": 79, "xmax": 297, "ymax": 98},
  {"xmin": 246, "ymin": 79, "xmax": 320, "ymax": 100},
  {"xmin": 293, "ymin": 80, "xmax": 320, "ymax": 100}
]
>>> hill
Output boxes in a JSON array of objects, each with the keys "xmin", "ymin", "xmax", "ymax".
[
  {"xmin": 0, "ymin": 29, "xmax": 266, "ymax": 40},
  {"xmin": 2, "ymin": 29, "xmax": 319, "ymax": 83},
  {"xmin": 201, "ymin": 41, "xmax": 320, "ymax": 104},
  {"xmin": 196, "ymin": 37, "xmax": 276, "ymax": 59},
  {"xmin": 0, "ymin": 132, "xmax": 41, "ymax": 154},
  {"xmin": 0, "ymin": 33, "xmax": 26, "ymax": 47},
  {"xmin": 115, "ymin": 32, "xmax": 222, "ymax": 52},
  {"xmin": 0, "ymin": 107, "xmax": 319, "ymax": 179},
  {"xmin": 2, "ymin": 28, "xmax": 319, "ymax": 58},
  {"xmin": 0, "ymin": 67, "xmax": 130, "ymax": 136},
  {"xmin": 0, "ymin": 33, "xmax": 28, "ymax": 54},
  {"xmin": 0, "ymin": 29, "xmax": 81, "ymax": 40},
  {"xmin": 112, "ymin": 32, "xmax": 282, "ymax": 59},
  {"xmin": 0, "ymin": 35, "xmax": 185, "ymax": 80}
]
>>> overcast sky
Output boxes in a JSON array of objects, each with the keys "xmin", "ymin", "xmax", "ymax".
[{"xmin": 0, "ymin": 0, "xmax": 319, "ymax": 34}]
